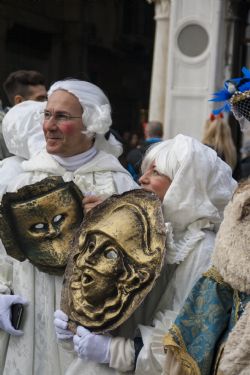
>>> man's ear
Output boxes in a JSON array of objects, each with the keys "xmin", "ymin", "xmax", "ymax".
[{"xmin": 14, "ymin": 95, "xmax": 25, "ymax": 105}]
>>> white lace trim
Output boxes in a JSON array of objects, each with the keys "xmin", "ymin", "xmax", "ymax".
[{"xmin": 165, "ymin": 219, "xmax": 214, "ymax": 264}]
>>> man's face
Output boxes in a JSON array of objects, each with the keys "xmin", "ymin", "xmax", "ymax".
[
  {"xmin": 26, "ymin": 84, "xmax": 47, "ymax": 102},
  {"xmin": 43, "ymin": 90, "xmax": 93, "ymax": 157}
]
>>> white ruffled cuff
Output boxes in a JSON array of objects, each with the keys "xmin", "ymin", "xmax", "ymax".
[{"xmin": 135, "ymin": 310, "xmax": 177, "ymax": 374}]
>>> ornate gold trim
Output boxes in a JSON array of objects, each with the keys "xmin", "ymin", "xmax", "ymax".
[
  {"xmin": 230, "ymin": 90, "xmax": 250, "ymax": 104},
  {"xmin": 164, "ymin": 325, "xmax": 201, "ymax": 375},
  {"xmin": 233, "ymin": 290, "xmax": 240, "ymax": 322},
  {"xmin": 203, "ymin": 266, "xmax": 225, "ymax": 284},
  {"xmin": 213, "ymin": 343, "xmax": 225, "ymax": 375}
]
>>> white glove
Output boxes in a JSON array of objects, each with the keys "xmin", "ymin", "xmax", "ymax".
[
  {"xmin": 73, "ymin": 326, "xmax": 111, "ymax": 364},
  {"xmin": 54, "ymin": 309, "xmax": 74, "ymax": 341},
  {"xmin": 0, "ymin": 294, "xmax": 27, "ymax": 336}
]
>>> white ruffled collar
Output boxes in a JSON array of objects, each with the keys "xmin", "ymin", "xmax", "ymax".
[
  {"xmin": 165, "ymin": 219, "xmax": 215, "ymax": 264},
  {"xmin": 51, "ymin": 147, "xmax": 97, "ymax": 171}
]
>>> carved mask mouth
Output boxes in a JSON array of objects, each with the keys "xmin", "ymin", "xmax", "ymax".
[{"xmin": 81, "ymin": 266, "xmax": 98, "ymax": 287}]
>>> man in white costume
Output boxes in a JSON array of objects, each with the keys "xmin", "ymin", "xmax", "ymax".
[
  {"xmin": 0, "ymin": 79, "xmax": 138, "ymax": 375},
  {"xmin": 54, "ymin": 134, "xmax": 237, "ymax": 374}
]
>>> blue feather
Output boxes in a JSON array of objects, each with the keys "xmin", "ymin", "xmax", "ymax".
[
  {"xmin": 242, "ymin": 66, "xmax": 250, "ymax": 78},
  {"xmin": 212, "ymin": 103, "xmax": 231, "ymax": 115},
  {"xmin": 210, "ymin": 89, "xmax": 232, "ymax": 102},
  {"xmin": 212, "ymin": 107, "xmax": 224, "ymax": 115},
  {"xmin": 209, "ymin": 67, "xmax": 250, "ymax": 117},
  {"xmin": 238, "ymin": 81, "xmax": 250, "ymax": 92}
]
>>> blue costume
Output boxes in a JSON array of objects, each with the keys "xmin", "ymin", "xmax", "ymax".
[{"xmin": 164, "ymin": 267, "xmax": 250, "ymax": 375}]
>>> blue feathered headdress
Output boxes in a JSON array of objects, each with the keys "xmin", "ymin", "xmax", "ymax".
[{"xmin": 210, "ymin": 67, "xmax": 250, "ymax": 115}]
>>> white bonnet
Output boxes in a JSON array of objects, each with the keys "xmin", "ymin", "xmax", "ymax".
[
  {"xmin": 2, "ymin": 100, "xmax": 46, "ymax": 159},
  {"xmin": 142, "ymin": 134, "xmax": 237, "ymax": 231},
  {"xmin": 48, "ymin": 79, "xmax": 112, "ymax": 135}
]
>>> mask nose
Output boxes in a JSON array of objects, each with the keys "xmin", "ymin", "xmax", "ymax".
[
  {"xmin": 77, "ymin": 251, "xmax": 97, "ymax": 270},
  {"xmin": 45, "ymin": 223, "xmax": 60, "ymax": 239}
]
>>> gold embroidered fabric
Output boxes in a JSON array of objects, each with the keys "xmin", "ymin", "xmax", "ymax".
[
  {"xmin": 203, "ymin": 266, "xmax": 225, "ymax": 284},
  {"xmin": 164, "ymin": 326, "xmax": 201, "ymax": 375}
]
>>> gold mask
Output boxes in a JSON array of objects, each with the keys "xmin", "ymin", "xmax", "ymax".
[
  {"xmin": 0, "ymin": 177, "xmax": 83, "ymax": 275},
  {"xmin": 61, "ymin": 189, "xmax": 166, "ymax": 333}
]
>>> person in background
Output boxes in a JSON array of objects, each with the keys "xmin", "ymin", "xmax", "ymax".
[
  {"xmin": 129, "ymin": 133, "xmax": 140, "ymax": 149},
  {"xmin": 0, "ymin": 69, "xmax": 47, "ymax": 160},
  {"xmin": 3, "ymin": 70, "xmax": 47, "ymax": 106},
  {"xmin": 0, "ymin": 100, "xmax": 47, "ymax": 196},
  {"xmin": 0, "ymin": 99, "xmax": 9, "ymax": 160},
  {"xmin": 54, "ymin": 134, "xmax": 236, "ymax": 374},
  {"xmin": 0, "ymin": 78, "xmax": 138, "ymax": 375},
  {"xmin": 202, "ymin": 113, "xmax": 237, "ymax": 171},
  {"xmin": 126, "ymin": 121, "xmax": 163, "ymax": 182}
]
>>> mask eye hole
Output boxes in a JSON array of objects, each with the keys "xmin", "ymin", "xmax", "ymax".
[
  {"xmin": 30, "ymin": 222, "xmax": 47, "ymax": 233},
  {"xmin": 88, "ymin": 242, "xmax": 95, "ymax": 252},
  {"xmin": 53, "ymin": 214, "xmax": 64, "ymax": 224},
  {"xmin": 105, "ymin": 249, "xmax": 118, "ymax": 259}
]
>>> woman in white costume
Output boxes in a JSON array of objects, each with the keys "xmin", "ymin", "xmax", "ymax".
[
  {"xmin": 55, "ymin": 134, "xmax": 237, "ymax": 374},
  {"xmin": 0, "ymin": 79, "xmax": 138, "ymax": 375}
]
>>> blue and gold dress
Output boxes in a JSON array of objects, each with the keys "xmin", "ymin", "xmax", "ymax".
[{"xmin": 164, "ymin": 267, "xmax": 250, "ymax": 375}]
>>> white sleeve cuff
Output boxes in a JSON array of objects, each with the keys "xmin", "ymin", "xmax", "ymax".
[{"xmin": 109, "ymin": 337, "xmax": 135, "ymax": 372}]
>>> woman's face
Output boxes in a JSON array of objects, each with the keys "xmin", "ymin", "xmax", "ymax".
[{"xmin": 139, "ymin": 162, "xmax": 172, "ymax": 201}]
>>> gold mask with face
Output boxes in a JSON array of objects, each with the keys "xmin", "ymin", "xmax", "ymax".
[
  {"xmin": 61, "ymin": 189, "xmax": 166, "ymax": 333},
  {"xmin": 0, "ymin": 177, "xmax": 83, "ymax": 275}
]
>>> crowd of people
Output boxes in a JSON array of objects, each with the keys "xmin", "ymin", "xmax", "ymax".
[{"xmin": 0, "ymin": 67, "xmax": 249, "ymax": 375}]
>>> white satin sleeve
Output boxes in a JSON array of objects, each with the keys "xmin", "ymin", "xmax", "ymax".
[{"xmin": 109, "ymin": 337, "xmax": 135, "ymax": 372}]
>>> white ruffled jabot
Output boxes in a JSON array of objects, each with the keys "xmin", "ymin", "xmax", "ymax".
[{"xmin": 165, "ymin": 220, "xmax": 214, "ymax": 264}]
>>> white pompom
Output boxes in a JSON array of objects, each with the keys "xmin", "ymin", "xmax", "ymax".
[{"xmin": 82, "ymin": 104, "xmax": 112, "ymax": 134}]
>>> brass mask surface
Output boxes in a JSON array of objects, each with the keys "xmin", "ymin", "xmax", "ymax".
[
  {"xmin": 0, "ymin": 176, "xmax": 83, "ymax": 275},
  {"xmin": 61, "ymin": 189, "xmax": 166, "ymax": 333}
]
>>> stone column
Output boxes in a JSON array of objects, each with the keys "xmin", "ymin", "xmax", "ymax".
[{"xmin": 146, "ymin": 0, "xmax": 171, "ymax": 124}]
